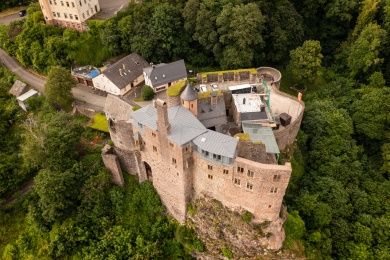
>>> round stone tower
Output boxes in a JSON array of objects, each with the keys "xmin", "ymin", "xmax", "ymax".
[{"xmin": 180, "ymin": 83, "xmax": 198, "ymax": 116}]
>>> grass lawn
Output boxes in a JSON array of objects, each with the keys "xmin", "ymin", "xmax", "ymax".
[{"xmin": 89, "ymin": 113, "xmax": 109, "ymax": 133}]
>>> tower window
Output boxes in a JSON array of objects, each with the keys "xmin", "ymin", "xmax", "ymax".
[
  {"xmin": 223, "ymin": 169, "xmax": 229, "ymax": 174},
  {"xmin": 208, "ymin": 174, "xmax": 213, "ymax": 180},
  {"xmin": 247, "ymin": 182, "xmax": 253, "ymax": 190},
  {"xmin": 273, "ymin": 174, "xmax": 281, "ymax": 181},
  {"xmin": 247, "ymin": 170, "xmax": 254, "ymax": 177},
  {"xmin": 237, "ymin": 166, "xmax": 244, "ymax": 173},
  {"xmin": 153, "ymin": 146, "xmax": 157, "ymax": 152},
  {"xmin": 172, "ymin": 158, "xmax": 177, "ymax": 164},
  {"xmin": 234, "ymin": 178, "xmax": 241, "ymax": 185},
  {"xmin": 208, "ymin": 165, "xmax": 213, "ymax": 170},
  {"xmin": 270, "ymin": 187, "xmax": 278, "ymax": 193}
]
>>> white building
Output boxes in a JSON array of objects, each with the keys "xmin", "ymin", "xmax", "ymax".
[
  {"xmin": 92, "ymin": 53, "xmax": 149, "ymax": 96},
  {"xmin": 143, "ymin": 60, "xmax": 187, "ymax": 92},
  {"xmin": 38, "ymin": 0, "xmax": 100, "ymax": 31}
]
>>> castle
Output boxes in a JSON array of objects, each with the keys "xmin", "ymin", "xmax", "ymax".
[{"xmin": 102, "ymin": 67, "xmax": 304, "ymax": 249}]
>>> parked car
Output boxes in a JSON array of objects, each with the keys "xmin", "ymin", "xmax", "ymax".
[
  {"xmin": 211, "ymin": 84, "xmax": 218, "ymax": 91},
  {"xmin": 200, "ymin": 84, "xmax": 208, "ymax": 92},
  {"xmin": 18, "ymin": 10, "xmax": 27, "ymax": 17}
]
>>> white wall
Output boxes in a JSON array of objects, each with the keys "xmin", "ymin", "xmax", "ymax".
[
  {"xmin": 39, "ymin": 0, "xmax": 99, "ymax": 24},
  {"xmin": 92, "ymin": 74, "xmax": 121, "ymax": 95}
]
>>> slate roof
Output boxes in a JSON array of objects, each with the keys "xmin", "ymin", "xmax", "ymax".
[
  {"xmin": 144, "ymin": 60, "xmax": 187, "ymax": 87},
  {"xmin": 104, "ymin": 94, "xmax": 133, "ymax": 121},
  {"xmin": 9, "ymin": 80, "xmax": 28, "ymax": 97},
  {"xmin": 103, "ymin": 53, "xmax": 149, "ymax": 89},
  {"xmin": 180, "ymin": 83, "xmax": 197, "ymax": 101},
  {"xmin": 193, "ymin": 130, "xmax": 238, "ymax": 158},
  {"xmin": 240, "ymin": 111, "xmax": 268, "ymax": 121},
  {"xmin": 242, "ymin": 122, "xmax": 280, "ymax": 154},
  {"xmin": 197, "ymin": 97, "xmax": 227, "ymax": 128},
  {"xmin": 132, "ymin": 105, "xmax": 207, "ymax": 146}
]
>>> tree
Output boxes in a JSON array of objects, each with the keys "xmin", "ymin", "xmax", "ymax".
[
  {"xmin": 216, "ymin": 3, "xmax": 265, "ymax": 68},
  {"xmin": 288, "ymin": 40, "xmax": 323, "ymax": 84},
  {"xmin": 347, "ymin": 23, "xmax": 386, "ymax": 78},
  {"xmin": 45, "ymin": 66, "xmax": 75, "ymax": 111},
  {"xmin": 141, "ymin": 85, "xmax": 154, "ymax": 101}
]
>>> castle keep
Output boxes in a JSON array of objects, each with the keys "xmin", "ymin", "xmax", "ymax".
[{"xmin": 103, "ymin": 67, "xmax": 304, "ymax": 249}]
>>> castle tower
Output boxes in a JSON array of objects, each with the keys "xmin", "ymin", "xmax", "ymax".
[
  {"xmin": 180, "ymin": 83, "xmax": 198, "ymax": 116},
  {"xmin": 154, "ymin": 99, "xmax": 171, "ymax": 161}
]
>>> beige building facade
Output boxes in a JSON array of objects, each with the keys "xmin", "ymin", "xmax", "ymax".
[{"xmin": 38, "ymin": 0, "xmax": 100, "ymax": 31}]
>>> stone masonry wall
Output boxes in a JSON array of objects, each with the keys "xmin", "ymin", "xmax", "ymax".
[
  {"xmin": 192, "ymin": 153, "xmax": 291, "ymax": 222},
  {"xmin": 237, "ymin": 141, "xmax": 268, "ymax": 164},
  {"xmin": 102, "ymin": 145, "xmax": 124, "ymax": 186}
]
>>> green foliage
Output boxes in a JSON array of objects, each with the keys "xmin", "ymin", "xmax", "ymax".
[
  {"xmin": 241, "ymin": 210, "xmax": 253, "ymax": 223},
  {"xmin": 175, "ymin": 225, "xmax": 204, "ymax": 253},
  {"xmin": 283, "ymin": 211, "xmax": 305, "ymax": 249},
  {"xmin": 141, "ymin": 85, "xmax": 155, "ymax": 101},
  {"xmin": 89, "ymin": 113, "xmax": 109, "ymax": 133},
  {"xmin": 288, "ymin": 40, "xmax": 323, "ymax": 85},
  {"xmin": 132, "ymin": 105, "xmax": 141, "ymax": 111},
  {"xmin": 167, "ymin": 80, "xmax": 187, "ymax": 97},
  {"xmin": 45, "ymin": 66, "xmax": 75, "ymax": 111},
  {"xmin": 221, "ymin": 246, "xmax": 233, "ymax": 259}
]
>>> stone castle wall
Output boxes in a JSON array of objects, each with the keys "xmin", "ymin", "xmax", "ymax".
[{"xmin": 192, "ymin": 153, "xmax": 291, "ymax": 222}]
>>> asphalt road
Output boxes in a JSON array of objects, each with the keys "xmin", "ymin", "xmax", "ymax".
[
  {"xmin": 0, "ymin": 48, "xmax": 106, "ymax": 109},
  {"xmin": 0, "ymin": 13, "xmax": 24, "ymax": 25},
  {"xmin": 95, "ymin": 0, "xmax": 129, "ymax": 19}
]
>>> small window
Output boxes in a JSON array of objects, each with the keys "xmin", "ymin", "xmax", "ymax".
[
  {"xmin": 69, "ymin": 14, "xmax": 73, "ymax": 19},
  {"xmin": 82, "ymin": 12, "xmax": 85, "ymax": 19},
  {"xmin": 247, "ymin": 170, "xmax": 254, "ymax": 178},
  {"xmin": 64, "ymin": 13, "xmax": 68, "ymax": 18},
  {"xmin": 86, "ymin": 10, "xmax": 89, "ymax": 16},
  {"xmin": 75, "ymin": 15, "xmax": 78, "ymax": 20},
  {"xmin": 234, "ymin": 178, "xmax": 241, "ymax": 185},
  {"xmin": 169, "ymin": 142, "xmax": 174, "ymax": 147},
  {"xmin": 273, "ymin": 174, "xmax": 281, "ymax": 181},
  {"xmin": 172, "ymin": 158, "xmax": 177, "ymax": 164},
  {"xmin": 223, "ymin": 169, "xmax": 229, "ymax": 174},
  {"xmin": 66, "ymin": 1, "xmax": 69, "ymax": 7},
  {"xmin": 49, "ymin": 0, "xmax": 52, "ymax": 4},
  {"xmin": 79, "ymin": 0, "xmax": 81, "ymax": 6},
  {"xmin": 208, "ymin": 174, "xmax": 213, "ymax": 180},
  {"xmin": 153, "ymin": 146, "xmax": 157, "ymax": 152},
  {"xmin": 247, "ymin": 182, "xmax": 253, "ymax": 190},
  {"xmin": 191, "ymin": 104, "xmax": 193, "ymax": 108},
  {"xmin": 152, "ymin": 132, "xmax": 156, "ymax": 137},
  {"xmin": 52, "ymin": 12, "xmax": 56, "ymax": 17},
  {"xmin": 61, "ymin": 1, "xmax": 64, "ymax": 6},
  {"xmin": 72, "ymin": 2, "xmax": 75, "ymax": 7},
  {"xmin": 237, "ymin": 166, "xmax": 244, "ymax": 173},
  {"xmin": 270, "ymin": 187, "xmax": 278, "ymax": 193},
  {"xmin": 57, "ymin": 12, "xmax": 60, "ymax": 17},
  {"xmin": 84, "ymin": 0, "xmax": 86, "ymax": 3},
  {"xmin": 268, "ymin": 205, "xmax": 272, "ymax": 208},
  {"xmin": 208, "ymin": 165, "xmax": 213, "ymax": 170}
]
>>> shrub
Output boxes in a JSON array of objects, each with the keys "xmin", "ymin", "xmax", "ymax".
[
  {"xmin": 241, "ymin": 210, "xmax": 253, "ymax": 223},
  {"xmin": 132, "ymin": 105, "xmax": 141, "ymax": 111},
  {"xmin": 283, "ymin": 210, "xmax": 305, "ymax": 249},
  {"xmin": 141, "ymin": 85, "xmax": 155, "ymax": 101},
  {"xmin": 221, "ymin": 246, "xmax": 233, "ymax": 259}
]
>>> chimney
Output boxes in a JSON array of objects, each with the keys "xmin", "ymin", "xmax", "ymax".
[{"xmin": 154, "ymin": 99, "xmax": 170, "ymax": 135}]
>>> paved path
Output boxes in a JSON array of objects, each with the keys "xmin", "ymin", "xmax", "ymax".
[
  {"xmin": 95, "ymin": 0, "xmax": 129, "ymax": 19},
  {"xmin": 0, "ymin": 13, "xmax": 25, "ymax": 25},
  {"xmin": 0, "ymin": 48, "xmax": 106, "ymax": 109}
]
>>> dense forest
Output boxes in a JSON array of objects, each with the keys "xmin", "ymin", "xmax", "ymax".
[{"xmin": 0, "ymin": 0, "xmax": 389, "ymax": 259}]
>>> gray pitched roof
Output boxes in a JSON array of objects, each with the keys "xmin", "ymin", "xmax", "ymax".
[
  {"xmin": 9, "ymin": 80, "xmax": 28, "ymax": 97},
  {"xmin": 144, "ymin": 60, "xmax": 187, "ymax": 87},
  {"xmin": 197, "ymin": 96, "xmax": 227, "ymax": 128},
  {"xmin": 103, "ymin": 53, "xmax": 149, "ymax": 89},
  {"xmin": 242, "ymin": 123, "xmax": 280, "ymax": 154},
  {"xmin": 132, "ymin": 105, "xmax": 207, "ymax": 146},
  {"xmin": 180, "ymin": 83, "xmax": 197, "ymax": 101},
  {"xmin": 104, "ymin": 94, "xmax": 133, "ymax": 121},
  {"xmin": 193, "ymin": 130, "xmax": 238, "ymax": 158}
]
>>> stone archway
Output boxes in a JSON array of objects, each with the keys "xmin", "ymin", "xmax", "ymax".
[{"xmin": 143, "ymin": 161, "xmax": 152, "ymax": 181}]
